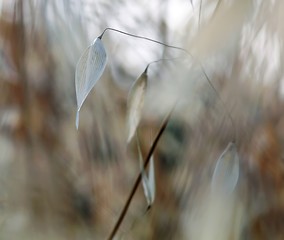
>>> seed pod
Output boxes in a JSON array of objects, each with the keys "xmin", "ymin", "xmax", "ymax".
[
  {"xmin": 75, "ymin": 37, "xmax": 107, "ymax": 129},
  {"xmin": 137, "ymin": 134, "xmax": 155, "ymax": 207},
  {"xmin": 211, "ymin": 142, "xmax": 239, "ymax": 195},
  {"xmin": 126, "ymin": 68, "xmax": 148, "ymax": 142}
]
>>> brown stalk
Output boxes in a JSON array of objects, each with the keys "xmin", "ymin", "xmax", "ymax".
[{"xmin": 107, "ymin": 109, "xmax": 174, "ymax": 240}]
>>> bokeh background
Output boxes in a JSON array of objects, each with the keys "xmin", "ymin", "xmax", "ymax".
[{"xmin": 1, "ymin": 0, "xmax": 284, "ymax": 239}]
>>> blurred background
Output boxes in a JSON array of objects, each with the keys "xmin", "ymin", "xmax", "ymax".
[{"xmin": 1, "ymin": 0, "xmax": 284, "ymax": 239}]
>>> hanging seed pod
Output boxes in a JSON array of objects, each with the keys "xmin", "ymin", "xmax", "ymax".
[
  {"xmin": 126, "ymin": 68, "xmax": 148, "ymax": 142},
  {"xmin": 75, "ymin": 37, "xmax": 107, "ymax": 129},
  {"xmin": 136, "ymin": 134, "xmax": 155, "ymax": 207},
  {"xmin": 211, "ymin": 142, "xmax": 239, "ymax": 195}
]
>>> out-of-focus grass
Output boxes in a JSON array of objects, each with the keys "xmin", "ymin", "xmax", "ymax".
[{"xmin": 1, "ymin": 0, "xmax": 284, "ymax": 239}]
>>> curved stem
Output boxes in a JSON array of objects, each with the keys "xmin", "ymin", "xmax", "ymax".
[
  {"xmin": 99, "ymin": 27, "xmax": 192, "ymax": 57},
  {"xmin": 99, "ymin": 27, "xmax": 237, "ymax": 143},
  {"xmin": 146, "ymin": 56, "xmax": 186, "ymax": 71}
]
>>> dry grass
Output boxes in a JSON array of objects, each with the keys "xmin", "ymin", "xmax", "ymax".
[{"xmin": 1, "ymin": 0, "xmax": 284, "ymax": 239}]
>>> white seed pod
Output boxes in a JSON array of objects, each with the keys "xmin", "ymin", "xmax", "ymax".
[
  {"xmin": 126, "ymin": 68, "xmax": 148, "ymax": 142},
  {"xmin": 137, "ymin": 135, "xmax": 156, "ymax": 207},
  {"xmin": 147, "ymin": 155, "xmax": 155, "ymax": 205},
  {"xmin": 75, "ymin": 37, "xmax": 107, "ymax": 129},
  {"xmin": 211, "ymin": 142, "xmax": 239, "ymax": 195}
]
